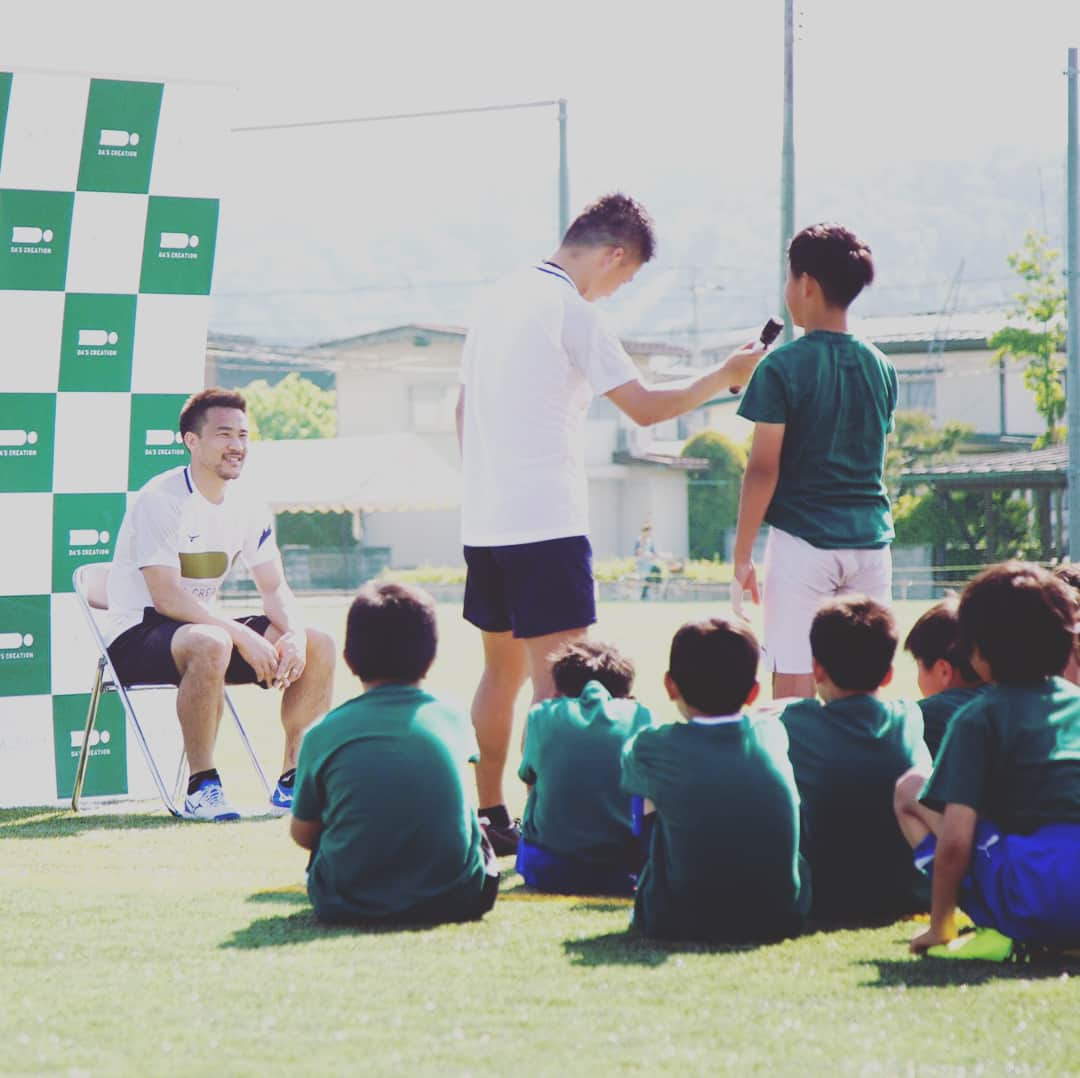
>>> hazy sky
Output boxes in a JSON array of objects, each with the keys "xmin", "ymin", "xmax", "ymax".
[{"xmin": 4, "ymin": 1, "xmax": 1079, "ymax": 341}]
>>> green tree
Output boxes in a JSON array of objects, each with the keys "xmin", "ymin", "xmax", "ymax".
[
  {"xmin": 989, "ymin": 231, "xmax": 1068, "ymax": 449},
  {"xmin": 241, "ymin": 373, "xmax": 337, "ymax": 441},
  {"xmin": 682, "ymin": 430, "xmax": 747, "ymax": 559},
  {"xmin": 885, "ymin": 410, "xmax": 970, "ymax": 498}
]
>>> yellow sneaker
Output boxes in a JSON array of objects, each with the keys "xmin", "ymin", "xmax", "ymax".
[{"xmin": 926, "ymin": 927, "xmax": 1015, "ymax": 962}]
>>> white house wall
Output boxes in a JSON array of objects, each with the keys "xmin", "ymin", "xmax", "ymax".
[{"xmin": 361, "ymin": 508, "xmax": 462, "ymax": 568}]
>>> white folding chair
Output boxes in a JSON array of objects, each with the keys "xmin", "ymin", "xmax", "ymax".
[{"xmin": 71, "ymin": 562, "xmax": 272, "ymax": 815}]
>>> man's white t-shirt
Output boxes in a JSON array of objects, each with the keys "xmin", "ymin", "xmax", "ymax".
[
  {"xmin": 104, "ymin": 465, "xmax": 279, "ymax": 645},
  {"xmin": 460, "ymin": 262, "xmax": 640, "ymax": 547}
]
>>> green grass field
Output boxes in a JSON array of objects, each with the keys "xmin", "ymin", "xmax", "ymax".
[{"xmin": 4, "ymin": 599, "xmax": 1079, "ymax": 1077}]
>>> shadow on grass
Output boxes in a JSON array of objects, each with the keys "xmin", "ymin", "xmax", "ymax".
[
  {"xmin": 222, "ymin": 908, "xmax": 487, "ymax": 949},
  {"xmin": 859, "ymin": 953, "xmax": 1080, "ymax": 988},
  {"xmin": 247, "ymin": 887, "xmax": 309, "ymax": 906},
  {"xmin": 0, "ymin": 807, "xmax": 182, "ymax": 838},
  {"xmin": 563, "ymin": 930, "xmax": 763, "ymax": 968}
]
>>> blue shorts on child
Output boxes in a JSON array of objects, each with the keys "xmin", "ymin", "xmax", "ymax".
[
  {"xmin": 516, "ymin": 839, "xmax": 637, "ymax": 897},
  {"xmin": 914, "ymin": 820, "xmax": 1080, "ymax": 944}
]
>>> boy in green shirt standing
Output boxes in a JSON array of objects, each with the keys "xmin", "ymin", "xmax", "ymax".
[
  {"xmin": 895, "ymin": 562, "xmax": 1080, "ymax": 958},
  {"xmin": 733, "ymin": 223, "xmax": 897, "ymax": 699},
  {"xmin": 517, "ymin": 640, "xmax": 653, "ymax": 895},
  {"xmin": 903, "ymin": 597, "xmax": 985, "ymax": 759},
  {"xmin": 290, "ymin": 582, "xmax": 497, "ymax": 924},
  {"xmin": 620, "ymin": 618, "xmax": 810, "ymax": 941},
  {"xmin": 780, "ymin": 596, "xmax": 931, "ymax": 921}
]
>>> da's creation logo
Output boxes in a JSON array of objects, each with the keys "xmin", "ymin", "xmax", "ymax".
[
  {"xmin": 140, "ymin": 197, "xmax": 218, "ymax": 295},
  {"xmin": 0, "ymin": 189, "xmax": 73, "ymax": 291},
  {"xmin": 0, "ymin": 394, "xmax": 55, "ymax": 492},
  {"xmin": 77, "ymin": 79, "xmax": 162, "ymax": 194},
  {"xmin": 0, "ymin": 594, "xmax": 50, "ymax": 696},
  {"xmin": 59, "ymin": 293, "xmax": 137, "ymax": 392}
]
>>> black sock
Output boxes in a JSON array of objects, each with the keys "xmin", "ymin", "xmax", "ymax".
[
  {"xmin": 479, "ymin": 804, "xmax": 511, "ymax": 828},
  {"xmin": 279, "ymin": 768, "xmax": 296, "ymax": 788},
  {"xmin": 187, "ymin": 768, "xmax": 220, "ymax": 796}
]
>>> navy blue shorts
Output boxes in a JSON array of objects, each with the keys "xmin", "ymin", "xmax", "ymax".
[
  {"xmin": 914, "ymin": 820, "xmax": 1080, "ymax": 945},
  {"xmin": 107, "ymin": 607, "xmax": 274, "ymax": 689},
  {"xmin": 462, "ymin": 536, "xmax": 596, "ymax": 639},
  {"xmin": 516, "ymin": 838, "xmax": 637, "ymax": 897}
]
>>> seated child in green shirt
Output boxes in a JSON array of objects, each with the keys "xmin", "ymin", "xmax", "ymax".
[
  {"xmin": 290, "ymin": 582, "xmax": 497, "ymax": 924},
  {"xmin": 620, "ymin": 618, "xmax": 810, "ymax": 941},
  {"xmin": 781, "ymin": 596, "xmax": 932, "ymax": 921},
  {"xmin": 903, "ymin": 596, "xmax": 985, "ymax": 759},
  {"xmin": 516, "ymin": 640, "xmax": 654, "ymax": 896},
  {"xmin": 896, "ymin": 562, "xmax": 1080, "ymax": 958}
]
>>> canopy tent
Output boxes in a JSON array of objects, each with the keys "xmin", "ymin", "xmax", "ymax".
[{"xmin": 240, "ymin": 433, "xmax": 461, "ymax": 514}]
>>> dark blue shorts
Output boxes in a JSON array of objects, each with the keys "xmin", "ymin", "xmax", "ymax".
[
  {"xmin": 914, "ymin": 820, "xmax": 1080, "ymax": 945},
  {"xmin": 107, "ymin": 607, "xmax": 274, "ymax": 689},
  {"xmin": 516, "ymin": 838, "xmax": 636, "ymax": 897},
  {"xmin": 463, "ymin": 536, "xmax": 596, "ymax": 639}
]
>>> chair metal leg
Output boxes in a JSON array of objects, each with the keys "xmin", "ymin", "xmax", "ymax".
[
  {"xmin": 114, "ymin": 681, "xmax": 184, "ymax": 818},
  {"xmin": 224, "ymin": 690, "xmax": 272, "ymax": 798},
  {"xmin": 71, "ymin": 657, "xmax": 106, "ymax": 812},
  {"xmin": 172, "ymin": 748, "xmax": 188, "ymax": 806}
]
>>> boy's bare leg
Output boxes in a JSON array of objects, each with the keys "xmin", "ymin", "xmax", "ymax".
[
  {"xmin": 171, "ymin": 625, "xmax": 233, "ymax": 774},
  {"xmin": 894, "ymin": 768, "xmax": 944, "ymax": 848},
  {"xmin": 472, "ymin": 630, "xmax": 529, "ymax": 808},
  {"xmin": 773, "ymin": 672, "xmax": 815, "ymax": 700}
]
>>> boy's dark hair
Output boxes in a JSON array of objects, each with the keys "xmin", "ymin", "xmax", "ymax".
[
  {"xmin": 550, "ymin": 640, "xmax": 635, "ymax": 699},
  {"xmin": 668, "ymin": 618, "xmax": 758, "ymax": 715},
  {"xmin": 959, "ymin": 561, "xmax": 1077, "ymax": 684},
  {"xmin": 903, "ymin": 597, "xmax": 979, "ymax": 683},
  {"xmin": 562, "ymin": 192, "xmax": 656, "ymax": 263},
  {"xmin": 179, "ymin": 387, "xmax": 247, "ymax": 437},
  {"xmin": 810, "ymin": 595, "xmax": 897, "ymax": 692},
  {"xmin": 344, "ymin": 581, "xmax": 437, "ymax": 684},
  {"xmin": 788, "ymin": 222, "xmax": 874, "ymax": 308}
]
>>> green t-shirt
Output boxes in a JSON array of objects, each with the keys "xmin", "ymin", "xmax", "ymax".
[
  {"xmin": 292, "ymin": 684, "xmax": 486, "ymax": 923},
  {"xmin": 737, "ymin": 330, "xmax": 897, "ymax": 549},
  {"xmin": 620, "ymin": 715, "xmax": 810, "ymax": 941},
  {"xmin": 781, "ymin": 695, "xmax": 932, "ymax": 919},
  {"xmin": 519, "ymin": 681, "xmax": 653, "ymax": 866},
  {"xmin": 918, "ymin": 686, "xmax": 985, "ymax": 760},
  {"xmin": 920, "ymin": 677, "xmax": 1080, "ymax": 834}
]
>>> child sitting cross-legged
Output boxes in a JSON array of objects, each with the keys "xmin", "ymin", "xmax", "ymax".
[
  {"xmin": 780, "ymin": 596, "xmax": 932, "ymax": 922},
  {"xmin": 516, "ymin": 640, "xmax": 654, "ymax": 896},
  {"xmin": 903, "ymin": 596, "xmax": 985, "ymax": 760},
  {"xmin": 290, "ymin": 582, "xmax": 498, "ymax": 925},
  {"xmin": 895, "ymin": 562, "xmax": 1080, "ymax": 959},
  {"xmin": 620, "ymin": 618, "xmax": 811, "ymax": 941}
]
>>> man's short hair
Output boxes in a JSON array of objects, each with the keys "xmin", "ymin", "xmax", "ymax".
[
  {"xmin": 562, "ymin": 193, "xmax": 656, "ymax": 263},
  {"xmin": 550, "ymin": 639, "xmax": 635, "ymax": 699},
  {"xmin": 810, "ymin": 595, "xmax": 897, "ymax": 692},
  {"xmin": 959, "ymin": 561, "xmax": 1076, "ymax": 684},
  {"xmin": 179, "ymin": 387, "xmax": 248, "ymax": 437},
  {"xmin": 788, "ymin": 222, "xmax": 874, "ymax": 308},
  {"xmin": 344, "ymin": 581, "xmax": 438, "ymax": 684},
  {"xmin": 668, "ymin": 618, "xmax": 758, "ymax": 716},
  {"xmin": 903, "ymin": 597, "xmax": 979, "ymax": 683}
]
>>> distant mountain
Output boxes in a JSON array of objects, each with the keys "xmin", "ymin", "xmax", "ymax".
[{"xmin": 209, "ymin": 148, "xmax": 1068, "ymax": 349}]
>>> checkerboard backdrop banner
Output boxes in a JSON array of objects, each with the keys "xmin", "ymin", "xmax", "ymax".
[{"xmin": 0, "ymin": 69, "xmax": 230, "ymax": 806}]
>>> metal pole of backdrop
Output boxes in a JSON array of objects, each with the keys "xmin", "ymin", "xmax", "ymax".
[
  {"xmin": 1067, "ymin": 47, "xmax": 1079, "ymax": 556},
  {"xmin": 780, "ymin": 0, "xmax": 796, "ymax": 342},
  {"xmin": 558, "ymin": 99, "xmax": 570, "ymax": 242}
]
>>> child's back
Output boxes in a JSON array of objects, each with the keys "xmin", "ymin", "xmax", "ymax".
[
  {"xmin": 520, "ymin": 680, "xmax": 652, "ymax": 867},
  {"xmin": 296, "ymin": 685, "xmax": 486, "ymax": 923},
  {"xmin": 918, "ymin": 686, "xmax": 983, "ymax": 759},
  {"xmin": 782, "ymin": 694, "xmax": 930, "ymax": 918}
]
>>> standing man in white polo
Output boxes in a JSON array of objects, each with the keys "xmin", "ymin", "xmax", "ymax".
[{"xmin": 456, "ymin": 193, "xmax": 765, "ymax": 852}]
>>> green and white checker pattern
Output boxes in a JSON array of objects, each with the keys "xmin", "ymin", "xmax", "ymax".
[{"xmin": 0, "ymin": 69, "xmax": 230, "ymax": 807}]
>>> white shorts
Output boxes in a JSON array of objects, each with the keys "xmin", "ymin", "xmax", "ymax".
[{"xmin": 761, "ymin": 527, "xmax": 893, "ymax": 675}]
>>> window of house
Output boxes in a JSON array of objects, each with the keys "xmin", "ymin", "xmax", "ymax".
[
  {"xmin": 409, "ymin": 384, "xmax": 457, "ymax": 432},
  {"xmin": 898, "ymin": 377, "xmax": 936, "ymax": 415}
]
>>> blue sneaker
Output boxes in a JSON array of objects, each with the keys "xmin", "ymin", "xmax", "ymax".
[
  {"xmin": 183, "ymin": 778, "xmax": 240, "ymax": 822},
  {"xmin": 269, "ymin": 779, "xmax": 293, "ymax": 816}
]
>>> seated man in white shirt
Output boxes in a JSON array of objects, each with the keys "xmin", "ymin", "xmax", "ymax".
[
  {"xmin": 456, "ymin": 192, "xmax": 765, "ymax": 852},
  {"xmin": 105, "ymin": 387, "xmax": 336, "ymax": 821}
]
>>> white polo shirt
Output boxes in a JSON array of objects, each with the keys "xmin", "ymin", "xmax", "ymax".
[
  {"xmin": 104, "ymin": 465, "xmax": 279, "ymax": 644},
  {"xmin": 460, "ymin": 262, "xmax": 640, "ymax": 547}
]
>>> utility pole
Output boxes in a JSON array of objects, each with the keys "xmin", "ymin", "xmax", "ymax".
[
  {"xmin": 558, "ymin": 98, "xmax": 570, "ymax": 243},
  {"xmin": 780, "ymin": 0, "xmax": 796, "ymax": 342},
  {"xmin": 1068, "ymin": 47, "xmax": 1079, "ymax": 554}
]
